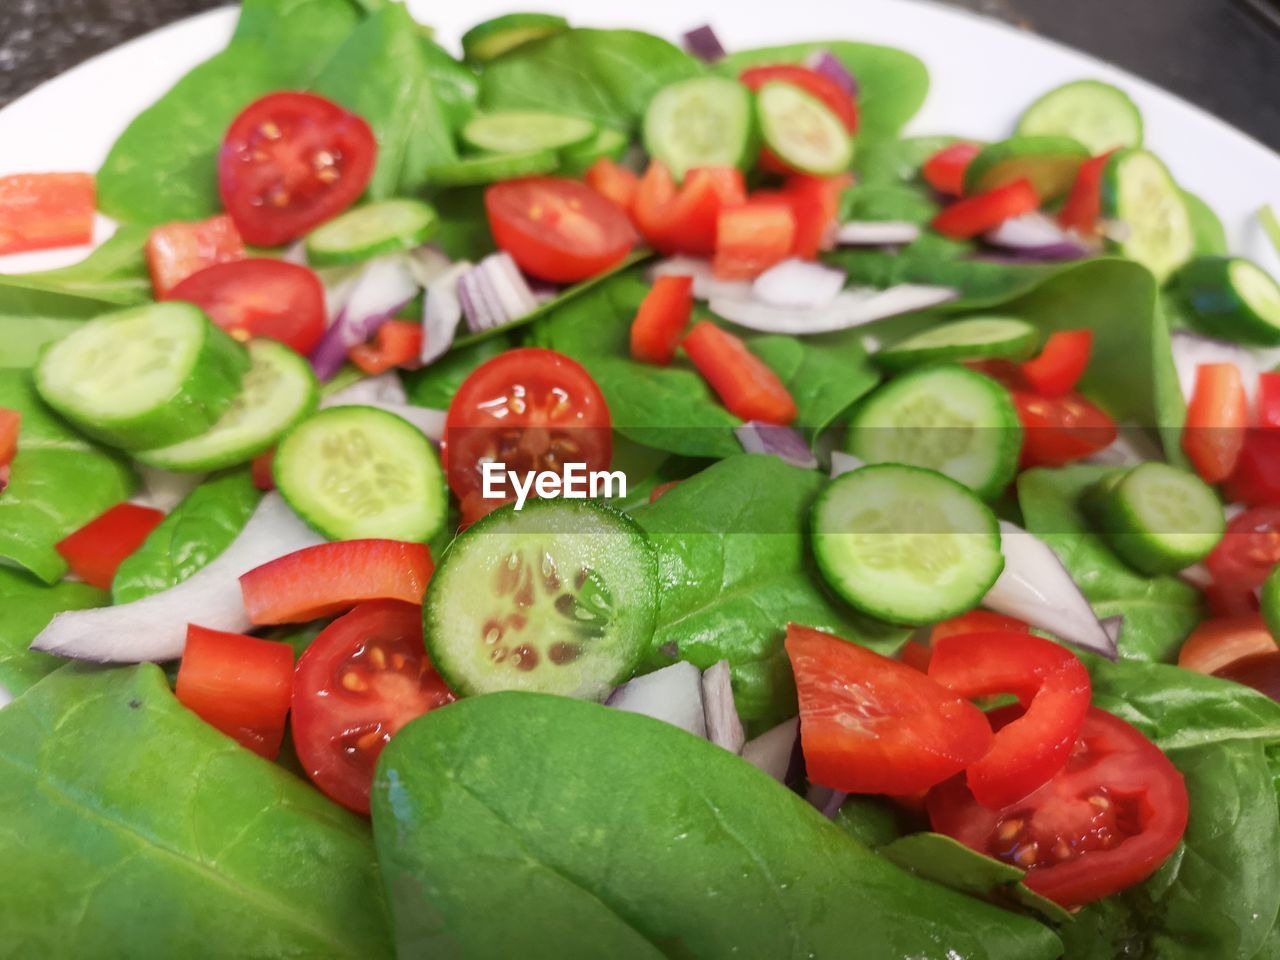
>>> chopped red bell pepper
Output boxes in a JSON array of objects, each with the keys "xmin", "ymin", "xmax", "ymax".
[
  {"xmin": 631, "ymin": 274, "xmax": 693, "ymax": 365},
  {"xmin": 240, "ymin": 539, "xmax": 434, "ymax": 625},
  {"xmin": 922, "ymin": 143, "xmax": 981, "ymax": 197},
  {"xmin": 0, "ymin": 407, "xmax": 19, "ymax": 467},
  {"xmin": 54, "ymin": 503, "xmax": 165, "ymax": 590},
  {"xmin": 348, "ymin": 320, "xmax": 423, "ymax": 375},
  {"xmin": 1020, "ymin": 329, "xmax": 1093, "ymax": 397},
  {"xmin": 146, "ymin": 213, "xmax": 245, "ymax": 298},
  {"xmin": 632, "ymin": 162, "xmax": 746, "ymax": 257},
  {"xmin": 932, "ymin": 179, "xmax": 1040, "ymax": 239},
  {"xmin": 1058, "ymin": 151, "xmax": 1115, "ymax": 235},
  {"xmin": 251, "ymin": 449, "xmax": 276, "ymax": 491},
  {"xmin": 1183, "ymin": 363, "xmax": 1247, "ymax": 484},
  {"xmin": 930, "ymin": 610, "xmax": 1030, "ymax": 645},
  {"xmin": 1259, "ymin": 372, "xmax": 1280, "ymax": 429},
  {"xmin": 0, "ymin": 173, "xmax": 96, "ymax": 255},
  {"xmin": 713, "ymin": 201, "xmax": 796, "ymax": 279},
  {"xmin": 1225, "ymin": 429, "xmax": 1280, "ymax": 506},
  {"xmin": 682, "ymin": 320, "xmax": 797, "ymax": 425},
  {"xmin": 175, "ymin": 624, "xmax": 294, "ymax": 759},
  {"xmin": 754, "ymin": 174, "xmax": 851, "ymax": 260},
  {"xmin": 585, "ymin": 157, "xmax": 640, "ymax": 213}
]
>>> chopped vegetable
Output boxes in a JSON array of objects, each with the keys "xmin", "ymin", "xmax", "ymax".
[
  {"xmin": 713, "ymin": 201, "xmax": 797, "ymax": 279},
  {"xmin": 1058, "ymin": 151, "xmax": 1114, "ymax": 234},
  {"xmin": 146, "ymin": 214, "xmax": 245, "ymax": 298},
  {"xmin": 1258, "ymin": 372, "xmax": 1280, "ymax": 428},
  {"xmin": 923, "ymin": 143, "xmax": 981, "ymax": 196},
  {"xmin": 682, "ymin": 24, "xmax": 727, "ymax": 63},
  {"xmin": 932, "ymin": 179, "xmax": 1040, "ymax": 239},
  {"xmin": 1177, "ymin": 615, "xmax": 1276, "ymax": 675},
  {"xmin": 1019, "ymin": 329, "xmax": 1092, "ymax": 397},
  {"xmin": 735, "ymin": 421, "xmax": 818, "ymax": 469},
  {"xmin": 0, "ymin": 172, "xmax": 95, "ymax": 255},
  {"xmin": 585, "ymin": 157, "xmax": 639, "ymax": 212},
  {"xmin": 349, "ymin": 319, "xmax": 424, "ymax": 375},
  {"xmin": 0, "ymin": 408, "xmax": 18, "ymax": 467},
  {"xmin": 55, "ymin": 503, "xmax": 165, "ymax": 590},
  {"xmin": 633, "ymin": 163, "xmax": 746, "ymax": 257},
  {"xmin": 607, "ymin": 661, "xmax": 706, "ymax": 737},
  {"xmin": 630, "ymin": 274, "xmax": 693, "ymax": 365},
  {"xmin": 1182, "ymin": 362, "xmax": 1247, "ymax": 483},
  {"xmin": 682, "ymin": 321, "xmax": 797, "ymax": 424}
]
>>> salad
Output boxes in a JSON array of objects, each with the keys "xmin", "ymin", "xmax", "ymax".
[{"xmin": 4, "ymin": 1, "xmax": 1280, "ymax": 957}]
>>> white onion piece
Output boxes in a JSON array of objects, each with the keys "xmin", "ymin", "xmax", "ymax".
[
  {"xmin": 1169, "ymin": 329, "xmax": 1280, "ymax": 415},
  {"xmin": 701, "ymin": 660, "xmax": 745, "ymax": 754},
  {"xmin": 649, "ymin": 256, "xmax": 753, "ymax": 302},
  {"xmin": 806, "ymin": 784, "xmax": 848, "ymax": 819},
  {"xmin": 1100, "ymin": 616, "xmax": 1125, "ymax": 647},
  {"xmin": 420, "ymin": 262, "xmax": 471, "ymax": 366},
  {"xmin": 320, "ymin": 371, "xmax": 408, "ymax": 407},
  {"xmin": 984, "ymin": 520, "xmax": 1117, "ymax": 659},
  {"xmin": 130, "ymin": 465, "xmax": 206, "ymax": 513},
  {"xmin": 310, "ymin": 255, "xmax": 420, "ymax": 380},
  {"xmin": 735, "ymin": 421, "xmax": 818, "ymax": 469},
  {"xmin": 1083, "ymin": 424, "xmax": 1164, "ymax": 467},
  {"xmin": 606, "ymin": 662, "xmax": 706, "ymax": 738},
  {"xmin": 752, "ymin": 258, "xmax": 846, "ymax": 309},
  {"xmin": 984, "ymin": 212, "xmax": 1091, "ymax": 259},
  {"xmin": 741, "ymin": 717, "xmax": 799, "ymax": 783},
  {"xmin": 835, "ymin": 221, "xmax": 921, "ymax": 246},
  {"xmin": 1179, "ymin": 563, "xmax": 1213, "ymax": 590},
  {"xmin": 406, "ymin": 244, "xmax": 452, "ymax": 288},
  {"xmin": 710, "ymin": 284, "xmax": 959, "ymax": 336},
  {"xmin": 30, "ymin": 493, "xmax": 324, "ymax": 663},
  {"xmin": 829, "ymin": 451, "xmax": 866, "ymax": 478}
]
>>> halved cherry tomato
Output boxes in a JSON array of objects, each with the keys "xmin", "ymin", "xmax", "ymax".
[
  {"xmin": 928, "ymin": 705, "xmax": 1188, "ymax": 908},
  {"xmin": 1020, "ymin": 329, "xmax": 1092, "ymax": 398},
  {"xmin": 1178, "ymin": 615, "xmax": 1277, "ymax": 676},
  {"xmin": 349, "ymin": 319, "xmax": 423, "ymax": 375},
  {"xmin": 631, "ymin": 275, "xmax": 693, "ymax": 365},
  {"xmin": 175, "ymin": 624, "xmax": 294, "ymax": 760},
  {"xmin": 682, "ymin": 321, "xmax": 797, "ymax": 425},
  {"xmin": 739, "ymin": 65, "xmax": 859, "ymax": 134},
  {"xmin": 147, "ymin": 214, "xmax": 245, "ymax": 298},
  {"xmin": 786, "ymin": 623, "xmax": 993, "ymax": 795},
  {"xmin": 932, "ymin": 179, "xmax": 1040, "ymax": 239},
  {"xmin": 1206, "ymin": 508, "xmax": 1280, "ymax": 599},
  {"xmin": 241, "ymin": 539, "xmax": 433, "ymax": 625},
  {"xmin": 1214, "ymin": 651, "xmax": 1280, "ymax": 701},
  {"xmin": 167, "ymin": 257, "xmax": 325, "ymax": 354},
  {"xmin": 1205, "ymin": 578, "xmax": 1260, "ymax": 618},
  {"xmin": 1258, "ymin": 372, "xmax": 1280, "ymax": 429},
  {"xmin": 929, "ymin": 631, "xmax": 1091, "ymax": 808},
  {"xmin": 922, "ymin": 143, "xmax": 981, "ymax": 197},
  {"xmin": 0, "ymin": 408, "xmax": 18, "ymax": 466},
  {"xmin": 251, "ymin": 449, "xmax": 276, "ymax": 491},
  {"xmin": 54, "ymin": 503, "xmax": 165, "ymax": 590},
  {"xmin": 1013, "ymin": 390, "xmax": 1118, "ymax": 468},
  {"xmin": 632, "ymin": 163, "xmax": 746, "ymax": 257},
  {"xmin": 1225, "ymin": 430, "xmax": 1280, "ymax": 507},
  {"xmin": 486, "ymin": 177, "xmax": 636, "ymax": 283},
  {"xmin": 930, "ymin": 610, "xmax": 1029, "ymax": 645},
  {"xmin": 219, "ymin": 92, "xmax": 376, "ymax": 247},
  {"xmin": 1058, "ymin": 151, "xmax": 1115, "ymax": 235},
  {"xmin": 1183, "ymin": 362, "xmax": 1247, "ymax": 484},
  {"xmin": 0, "ymin": 173, "xmax": 95, "ymax": 255},
  {"xmin": 444, "ymin": 347, "xmax": 612, "ymax": 520},
  {"xmin": 292, "ymin": 600, "xmax": 454, "ymax": 814},
  {"xmin": 585, "ymin": 157, "xmax": 639, "ymax": 212},
  {"xmin": 713, "ymin": 201, "xmax": 796, "ymax": 279}
]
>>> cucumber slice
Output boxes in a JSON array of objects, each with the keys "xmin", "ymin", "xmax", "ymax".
[
  {"xmin": 305, "ymin": 200, "xmax": 439, "ymax": 268},
  {"xmin": 1017, "ymin": 80, "xmax": 1144, "ymax": 154},
  {"xmin": 1092, "ymin": 462, "xmax": 1224, "ymax": 575},
  {"xmin": 461, "ymin": 12, "xmax": 568, "ymax": 63},
  {"xmin": 462, "ymin": 111, "xmax": 596, "ymax": 156},
  {"xmin": 1101, "ymin": 148, "xmax": 1194, "ymax": 283},
  {"xmin": 1175, "ymin": 256, "xmax": 1280, "ymax": 346},
  {"xmin": 560, "ymin": 127, "xmax": 629, "ymax": 176},
  {"xmin": 643, "ymin": 76, "xmax": 756, "ymax": 179},
  {"xmin": 963, "ymin": 136, "xmax": 1089, "ymax": 201},
  {"xmin": 274, "ymin": 405, "xmax": 446, "ymax": 542},
  {"xmin": 133, "ymin": 339, "xmax": 318, "ymax": 472},
  {"xmin": 810, "ymin": 464, "xmax": 1005, "ymax": 625},
  {"xmin": 426, "ymin": 149, "xmax": 559, "ymax": 187},
  {"xmin": 756, "ymin": 81, "xmax": 853, "ymax": 177},
  {"xmin": 34, "ymin": 301, "xmax": 248, "ymax": 451},
  {"xmin": 423, "ymin": 498, "xmax": 657, "ymax": 700},
  {"xmin": 875, "ymin": 316, "xmax": 1039, "ymax": 371},
  {"xmin": 844, "ymin": 365, "xmax": 1022, "ymax": 501}
]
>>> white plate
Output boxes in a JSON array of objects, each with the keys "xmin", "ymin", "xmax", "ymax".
[{"xmin": 0, "ymin": 0, "xmax": 1277, "ymax": 275}]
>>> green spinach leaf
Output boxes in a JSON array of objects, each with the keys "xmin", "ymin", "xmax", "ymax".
[
  {"xmin": 1182, "ymin": 190, "xmax": 1228, "ymax": 257},
  {"xmin": 402, "ymin": 335, "xmax": 510, "ymax": 409},
  {"xmin": 420, "ymin": 37, "xmax": 478, "ymax": 131},
  {"xmin": 0, "ymin": 567, "xmax": 105, "ymax": 696}
]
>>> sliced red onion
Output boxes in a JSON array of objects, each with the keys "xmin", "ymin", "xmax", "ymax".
[
  {"xmin": 606, "ymin": 662, "xmax": 706, "ymax": 738},
  {"xmin": 131, "ymin": 465, "xmax": 205, "ymax": 513},
  {"xmin": 735, "ymin": 421, "xmax": 818, "ymax": 469},
  {"xmin": 483, "ymin": 252, "xmax": 540, "ymax": 320},
  {"xmin": 835, "ymin": 221, "xmax": 921, "ymax": 246},
  {"xmin": 1100, "ymin": 616, "xmax": 1125, "ymax": 648},
  {"xmin": 805, "ymin": 49, "xmax": 858, "ymax": 97},
  {"xmin": 983, "ymin": 212, "xmax": 1091, "ymax": 261},
  {"xmin": 320, "ymin": 370, "xmax": 408, "ymax": 407},
  {"xmin": 710, "ymin": 284, "xmax": 958, "ymax": 336},
  {"xmin": 752, "ymin": 258, "xmax": 846, "ymax": 309},
  {"xmin": 829, "ymin": 451, "xmax": 866, "ymax": 478},
  {"xmin": 30, "ymin": 493, "xmax": 324, "ymax": 663},
  {"xmin": 406, "ymin": 244, "xmax": 452, "ymax": 288},
  {"xmin": 741, "ymin": 717, "xmax": 800, "ymax": 783},
  {"xmin": 649, "ymin": 256, "xmax": 753, "ymax": 302},
  {"xmin": 309, "ymin": 255, "xmax": 420, "ymax": 381},
  {"xmin": 682, "ymin": 24, "xmax": 726, "ymax": 62},
  {"xmin": 806, "ymin": 784, "xmax": 848, "ymax": 819},
  {"xmin": 1083, "ymin": 424, "xmax": 1164, "ymax": 468},
  {"xmin": 420, "ymin": 261, "xmax": 471, "ymax": 366},
  {"xmin": 701, "ymin": 660, "xmax": 745, "ymax": 753},
  {"xmin": 1169, "ymin": 329, "xmax": 1280, "ymax": 414},
  {"xmin": 983, "ymin": 520, "xmax": 1117, "ymax": 659}
]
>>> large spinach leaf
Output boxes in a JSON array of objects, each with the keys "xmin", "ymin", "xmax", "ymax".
[
  {"xmin": 631, "ymin": 455, "xmax": 906, "ymax": 726},
  {"xmin": 111, "ymin": 469, "xmax": 261, "ymax": 604},
  {"xmin": 0, "ymin": 664, "xmax": 393, "ymax": 957},
  {"xmin": 420, "ymin": 37, "xmax": 478, "ymax": 132},
  {"xmin": 402, "ymin": 335, "xmax": 510, "ymax": 409},
  {"xmin": 372, "ymin": 692, "xmax": 1061, "ymax": 960},
  {"xmin": 0, "ymin": 567, "xmax": 105, "ymax": 696}
]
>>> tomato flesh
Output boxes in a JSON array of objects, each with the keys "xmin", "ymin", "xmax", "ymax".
[
  {"xmin": 349, "ymin": 319, "xmax": 424, "ymax": 375},
  {"xmin": 1012, "ymin": 390, "xmax": 1117, "ymax": 468},
  {"xmin": 55, "ymin": 503, "xmax": 165, "ymax": 590},
  {"xmin": 1206, "ymin": 507, "xmax": 1280, "ymax": 593},
  {"xmin": 291, "ymin": 600, "xmax": 455, "ymax": 814},
  {"xmin": 147, "ymin": 214, "xmax": 245, "ymax": 298},
  {"xmin": 786, "ymin": 624, "xmax": 993, "ymax": 795},
  {"xmin": 0, "ymin": 173, "xmax": 96, "ymax": 255},
  {"xmin": 1225, "ymin": 430, "xmax": 1280, "ymax": 507},
  {"xmin": 1214, "ymin": 651, "xmax": 1280, "ymax": 701},
  {"xmin": 631, "ymin": 274, "xmax": 693, "ymax": 365},
  {"xmin": 585, "ymin": 158, "xmax": 639, "ymax": 213},
  {"xmin": 928, "ymin": 706, "xmax": 1188, "ymax": 908},
  {"xmin": 633, "ymin": 163, "xmax": 746, "ymax": 257},
  {"xmin": 1258, "ymin": 372, "xmax": 1280, "ymax": 429}
]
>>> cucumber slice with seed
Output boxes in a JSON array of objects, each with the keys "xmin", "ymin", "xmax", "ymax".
[
  {"xmin": 756, "ymin": 81, "xmax": 853, "ymax": 176},
  {"xmin": 876, "ymin": 316, "xmax": 1039, "ymax": 371},
  {"xmin": 963, "ymin": 136, "xmax": 1089, "ymax": 201},
  {"xmin": 643, "ymin": 75, "xmax": 756, "ymax": 179},
  {"xmin": 423, "ymin": 498, "xmax": 657, "ymax": 700},
  {"xmin": 462, "ymin": 111, "xmax": 596, "ymax": 155},
  {"xmin": 426, "ymin": 149, "xmax": 559, "ymax": 187},
  {"xmin": 461, "ymin": 13, "xmax": 568, "ymax": 63},
  {"xmin": 1100, "ymin": 148, "xmax": 1193, "ymax": 283},
  {"xmin": 305, "ymin": 200, "xmax": 439, "ymax": 267},
  {"xmin": 1017, "ymin": 79, "xmax": 1144, "ymax": 154},
  {"xmin": 1175, "ymin": 256, "xmax": 1280, "ymax": 346}
]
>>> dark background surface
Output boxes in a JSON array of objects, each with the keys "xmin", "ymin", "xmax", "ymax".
[{"xmin": 1, "ymin": 0, "xmax": 1278, "ymax": 149}]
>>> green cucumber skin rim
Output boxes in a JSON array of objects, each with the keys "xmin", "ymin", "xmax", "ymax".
[
  {"xmin": 305, "ymin": 200, "xmax": 440, "ymax": 268},
  {"xmin": 756, "ymin": 81, "xmax": 852, "ymax": 177},
  {"xmin": 1175, "ymin": 256, "xmax": 1280, "ymax": 346}
]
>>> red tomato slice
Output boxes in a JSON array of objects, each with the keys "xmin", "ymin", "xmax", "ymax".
[
  {"xmin": 166, "ymin": 257, "xmax": 326, "ymax": 354},
  {"xmin": 1206, "ymin": 507, "xmax": 1280, "ymax": 594},
  {"xmin": 240, "ymin": 539, "xmax": 433, "ymax": 625},
  {"xmin": 1019, "ymin": 329, "xmax": 1092, "ymax": 398},
  {"xmin": 1178, "ymin": 615, "xmax": 1276, "ymax": 676},
  {"xmin": 930, "ymin": 611, "xmax": 1029, "ymax": 645},
  {"xmin": 1214, "ymin": 651, "xmax": 1280, "ymax": 701},
  {"xmin": 486, "ymin": 177, "xmax": 636, "ymax": 283},
  {"xmin": 632, "ymin": 163, "xmax": 746, "ymax": 257},
  {"xmin": 932, "ymin": 179, "xmax": 1040, "ymax": 239},
  {"xmin": 922, "ymin": 143, "xmax": 981, "ymax": 197},
  {"xmin": 0, "ymin": 407, "xmax": 19, "ymax": 466},
  {"xmin": 1183, "ymin": 362, "xmax": 1247, "ymax": 484},
  {"xmin": 786, "ymin": 624, "xmax": 993, "ymax": 795},
  {"xmin": 0, "ymin": 173, "xmax": 96, "ymax": 256},
  {"xmin": 444, "ymin": 347, "xmax": 613, "ymax": 519},
  {"xmin": 739, "ymin": 65, "xmax": 859, "ymax": 133},
  {"xmin": 585, "ymin": 157, "xmax": 640, "ymax": 212},
  {"xmin": 1058, "ymin": 151, "xmax": 1115, "ymax": 235},
  {"xmin": 291, "ymin": 600, "xmax": 455, "ymax": 814},
  {"xmin": 713, "ymin": 201, "xmax": 796, "ymax": 280},
  {"xmin": 928, "ymin": 706, "xmax": 1188, "ymax": 908},
  {"xmin": 1012, "ymin": 390, "xmax": 1118, "ymax": 468},
  {"xmin": 1224, "ymin": 430, "xmax": 1280, "ymax": 507},
  {"xmin": 146, "ymin": 214, "xmax": 245, "ymax": 298},
  {"xmin": 682, "ymin": 321, "xmax": 798, "ymax": 425},
  {"xmin": 929, "ymin": 631, "xmax": 1091, "ymax": 808},
  {"xmin": 631, "ymin": 274, "xmax": 693, "ymax": 365},
  {"xmin": 1258, "ymin": 372, "xmax": 1280, "ymax": 429},
  {"xmin": 349, "ymin": 319, "xmax": 423, "ymax": 375},
  {"xmin": 176, "ymin": 624, "xmax": 294, "ymax": 760},
  {"xmin": 219, "ymin": 92, "xmax": 376, "ymax": 247},
  {"xmin": 54, "ymin": 503, "xmax": 165, "ymax": 590},
  {"xmin": 251, "ymin": 449, "xmax": 276, "ymax": 491}
]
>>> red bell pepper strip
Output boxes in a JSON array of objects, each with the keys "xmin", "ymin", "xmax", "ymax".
[
  {"xmin": 713, "ymin": 201, "xmax": 797, "ymax": 279},
  {"xmin": 630, "ymin": 275, "xmax": 693, "ymax": 365},
  {"xmin": 175, "ymin": 624, "xmax": 294, "ymax": 760},
  {"xmin": 240, "ymin": 539, "xmax": 434, "ymax": 625},
  {"xmin": 1058, "ymin": 151, "xmax": 1115, "ymax": 235},
  {"xmin": 1183, "ymin": 362, "xmax": 1247, "ymax": 484},
  {"xmin": 146, "ymin": 213, "xmax": 245, "ymax": 298},
  {"xmin": 0, "ymin": 173, "xmax": 95, "ymax": 255},
  {"xmin": 1020, "ymin": 329, "xmax": 1093, "ymax": 397},
  {"xmin": 54, "ymin": 503, "xmax": 165, "ymax": 590},
  {"xmin": 348, "ymin": 320, "xmax": 424, "ymax": 375},
  {"xmin": 922, "ymin": 143, "xmax": 981, "ymax": 197},
  {"xmin": 682, "ymin": 320, "xmax": 797, "ymax": 425},
  {"xmin": 0, "ymin": 408, "xmax": 19, "ymax": 467},
  {"xmin": 1258, "ymin": 372, "xmax": 1280, "ymax": 429},
  {"xmin": 932, "ymin": 179, "xmax": 1040, "ymax": 239},
  {"xmin": 632, "ymin": 162, "xmax": 746, "ymax": 257},
  {"xmin": 930, "ymin": 610, "xmax": 1029, "ymax": 645},
  {"xmin": 585, "ymin": 158, "xmax": 640, "ymax": 213}
]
